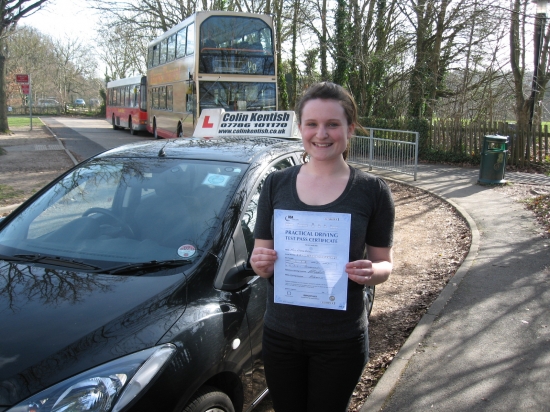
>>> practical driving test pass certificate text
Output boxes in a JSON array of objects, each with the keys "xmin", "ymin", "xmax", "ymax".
[{"xmin": 273, "ymin": 209, "xmax": 351, "ymax": 310}]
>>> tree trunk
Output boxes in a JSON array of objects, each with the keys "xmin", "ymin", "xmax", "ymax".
[
  {"xmin": 320, "ymin": 0, "xmax": 328, "ymax": 80},
  {"xmin": 0, "ymin": 48, "xmax": 9, "ymax": 133},
  {"xmin": 333, "ymin": 0, "xmax": 350, "ymax": 86}
]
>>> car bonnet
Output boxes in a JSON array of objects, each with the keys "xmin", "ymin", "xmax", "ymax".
[{"xmin": 0, "ymin": 260, "xmax": 188, "ymax": 405}]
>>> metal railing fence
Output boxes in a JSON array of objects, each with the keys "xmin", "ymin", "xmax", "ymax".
[{"xmin": 348, "ymin": 128, "xmax": 419, "ymax": 180}]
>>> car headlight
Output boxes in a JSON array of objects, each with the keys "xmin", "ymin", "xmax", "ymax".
[{"xmin": 8, "ymin": 344, "xmax": 176, "ymax": 412}]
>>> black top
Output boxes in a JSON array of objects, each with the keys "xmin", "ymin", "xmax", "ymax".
[{"xmin": 254, "ymin": 164, "xmax": 395, "ymax": 340}]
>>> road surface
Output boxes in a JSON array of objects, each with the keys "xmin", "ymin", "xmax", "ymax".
[{"xmin": 41, "ymin": 117, "xmax": 155, "ymax": 162}]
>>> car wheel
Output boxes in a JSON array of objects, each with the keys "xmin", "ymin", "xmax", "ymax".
[
  {"xmin": 365, "ymin": 285, "xmax": 375, "ymax": 317},
  {"xmin": 182, "ymin": 386, "xmax": 235, "ymax": 412}
]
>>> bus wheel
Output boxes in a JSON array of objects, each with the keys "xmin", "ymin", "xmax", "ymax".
[
  {"xmin": 112, "ymin": 115, "xmax": 119, "ymax": 130},
  {"xmin": 129, "ymin": 118, "xmax": 138, "ymax": 136}
]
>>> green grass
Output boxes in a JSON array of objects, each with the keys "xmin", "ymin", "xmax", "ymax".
[
  {"xmin": 0, "ymin": 184, "xmax": 23, "ymax": 203},
  {"xmin": 8, "ymin": 116, "xmax": 43, "ymax": 127}
]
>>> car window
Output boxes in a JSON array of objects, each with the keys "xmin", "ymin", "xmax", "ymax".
[
  {"xmin": 241, "ymin": 156, "xmax": 295, "ymax": 253},
  {"xmin": 27, "ymin": 169, "xmax": 120, "ymax": 240},
  {"xmin": 0, "ymin": 159, "xmax": 246, "ymax": 268}
]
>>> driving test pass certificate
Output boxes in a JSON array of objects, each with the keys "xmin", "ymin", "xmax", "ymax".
[{"xmin": 273, "ymin": 209, "xmax": 351, "ymax": 311}]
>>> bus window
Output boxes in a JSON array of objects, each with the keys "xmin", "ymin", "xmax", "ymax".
[
  {"xmin": 198, "ymin": 17, "xmax": 273, "ymax": 75},
  {"xmin": 167, "ymin": 85, "xmax": 173, "ymax": 111},
  {"xmin": 167, "ymin": 34, "xmax": 176, "ymax": 62},
  {"xmin": 151, "ymin": 88, "xmax": 156, "ymax": 109},
  {"xmin": 176, "ymin": 27, "xmax": 186, "ymax": 59},
  {"xmin": 198, "ymin": 81, "xmax": 276, "ymax": 113},
  {"xmin": 124, "ymin": 86, "xmax": 129, "ymax": 107},
  {"xmin": 129, "ymin": 85, "xmax": 134, "ymax": 108},
  {"xmin": 152, "ymin": 44, "xmax": 159, "ymax": 67},
  {"xmin": 187, "ymin": 23, "xmax": 195, "ymax": 55},
  {"xmin": 260, "ymin": 28, "xmax": 273, "ymax": 53},
  {"xmin": 160, "ymin": 39, "xmax": 168, "ymax": 64},
  {"xmin": 160, "ymin": 86, "xmax": 167, "ymax": 110},
  {"xmin": 186, "ymin": 93, "xmax": 195, "ymax": 114}
]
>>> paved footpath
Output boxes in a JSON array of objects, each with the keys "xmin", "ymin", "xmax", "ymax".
[{"xmin": 358, "ymin": 164, "xmax": 550, "ymax": 412}]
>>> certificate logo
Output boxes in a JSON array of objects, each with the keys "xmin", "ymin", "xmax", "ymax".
[
  {"xmin": 329, "ymin": 295, "xmax": 335, "ymax": 301},
  {"xmin": 285, "ymin": 215, "xmax": 296, "ymax": 221}
]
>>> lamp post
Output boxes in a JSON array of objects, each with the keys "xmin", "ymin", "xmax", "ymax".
[{"xmin": 529, "ymin": 0, "xmax": 548, "ymax": 130}]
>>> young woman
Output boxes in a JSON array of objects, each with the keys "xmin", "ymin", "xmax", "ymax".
[{"xmin": 250, "ymin": 82, "xmax": 395, "ymax": 411}]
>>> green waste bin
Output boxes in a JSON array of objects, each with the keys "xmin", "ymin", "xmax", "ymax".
[{"xmin": 478, "ymin": 135, "xmax": 508, "ymax": 185}]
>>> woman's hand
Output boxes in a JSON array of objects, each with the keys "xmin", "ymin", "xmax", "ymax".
[
  {"xmin": 250, "ymin": 239, "xmax": 277, "ymax": 278},
  {"xmin": 345, "ymin": 259, "xmax": 375, "ymax": 285},
  {"xmin": 346, "ymin": 246, "xmax": 393, "ymax": 286}
]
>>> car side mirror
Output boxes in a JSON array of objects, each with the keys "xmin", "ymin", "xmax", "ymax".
[{"xmin": 214, "ymin": 238, "xmax": 255, "ymax": 291}]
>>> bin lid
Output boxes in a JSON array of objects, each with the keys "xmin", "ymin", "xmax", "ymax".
[{"xmin": 484, "ymin": 135, "xmax": 508, "ymax": 142}]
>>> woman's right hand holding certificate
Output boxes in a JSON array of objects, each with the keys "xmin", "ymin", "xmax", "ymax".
[{"xmin": 250, "ymin": 239, "xmax": 277, "ymax": 278}]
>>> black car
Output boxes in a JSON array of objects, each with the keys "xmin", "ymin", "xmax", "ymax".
[{"xmin": 0, "ymin": 136, "xmax": 305, "ymax": 412}]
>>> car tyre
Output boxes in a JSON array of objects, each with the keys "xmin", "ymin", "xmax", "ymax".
[{"xmin": 182, "ymin": 386, "xmax": 235, "ymax": 412}]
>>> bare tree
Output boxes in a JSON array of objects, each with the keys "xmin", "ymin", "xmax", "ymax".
[
  {"xmin": 51, "ymin": 38, "xmax": 98, "ymax": 107},
  {"xmin": 0, "ymin": 0, "xmax": 50, "ymax": 132},
  {"xmin": 95, "ymin": 18, "xmax": 150, "ymax": 80},
  {"xmin": 6, "ymin": 26, "xmax": 57, "ymax": 106}
]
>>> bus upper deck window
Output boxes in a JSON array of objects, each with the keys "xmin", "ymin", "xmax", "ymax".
[
  {"xmin": 167, "ymin": 35, "xmax": 176, "ymax": 62},
  {"xmin": 160, "ymin": 39, "xmax": 168, "ymax": 64},
  {"xmin": 152, "ymin": 44, "xmax": 159, "ymax": 67},
  {"xmin": 176, "ymin": 27, "xmax": 186, "ymax": 59},
  {"xmin": 187, "ymin": 23, "xmax": 195, "ymax": 55}
]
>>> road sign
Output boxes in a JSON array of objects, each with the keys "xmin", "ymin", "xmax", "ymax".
[
  {"xmin": 21, "ymin": 84, "xmax": 30, "ymax": 94},
  {"xmin": 16, "ymin": 74, "xmax": 29, "ymax": 83}
]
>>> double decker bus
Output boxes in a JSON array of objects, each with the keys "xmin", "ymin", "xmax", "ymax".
[
  {"xmin": 106, "ymin": 76, "xmax": 148, "ymax": 135},
  {"xmin": 146, "ymin": 11, "xmax": 277, "ymax": 139}
]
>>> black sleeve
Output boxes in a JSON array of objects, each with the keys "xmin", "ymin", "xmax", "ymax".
[{"xmin": 365, "ymin": 178, "xmax": 395, "ymax": 247}]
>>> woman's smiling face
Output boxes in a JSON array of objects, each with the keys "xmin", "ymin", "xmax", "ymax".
[{"xmin": 298, "ymin": 98, "xmax": 355, "ymax": 162}]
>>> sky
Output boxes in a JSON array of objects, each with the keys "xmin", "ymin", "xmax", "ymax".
[
  {"xmin": 22, "ymin": 0, "xmax": 99, "ymax": 47},
  {"xmin": 22, "ymin": 0, "xmax": 103, "ymax": 74}
]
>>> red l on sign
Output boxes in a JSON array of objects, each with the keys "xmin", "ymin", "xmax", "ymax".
[{"xmin": 202, "ymin": 116, "xmax": 214, "ymax": 128}]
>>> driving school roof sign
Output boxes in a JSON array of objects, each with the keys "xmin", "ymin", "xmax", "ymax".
[{"xmin": 193, "ymin": 108, "xmax": 301, "ymax": 139}]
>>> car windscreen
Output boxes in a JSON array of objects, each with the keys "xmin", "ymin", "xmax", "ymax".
[{"xmin": 0, "ymin": 157, "xmax": 246, "ymax": 269}]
